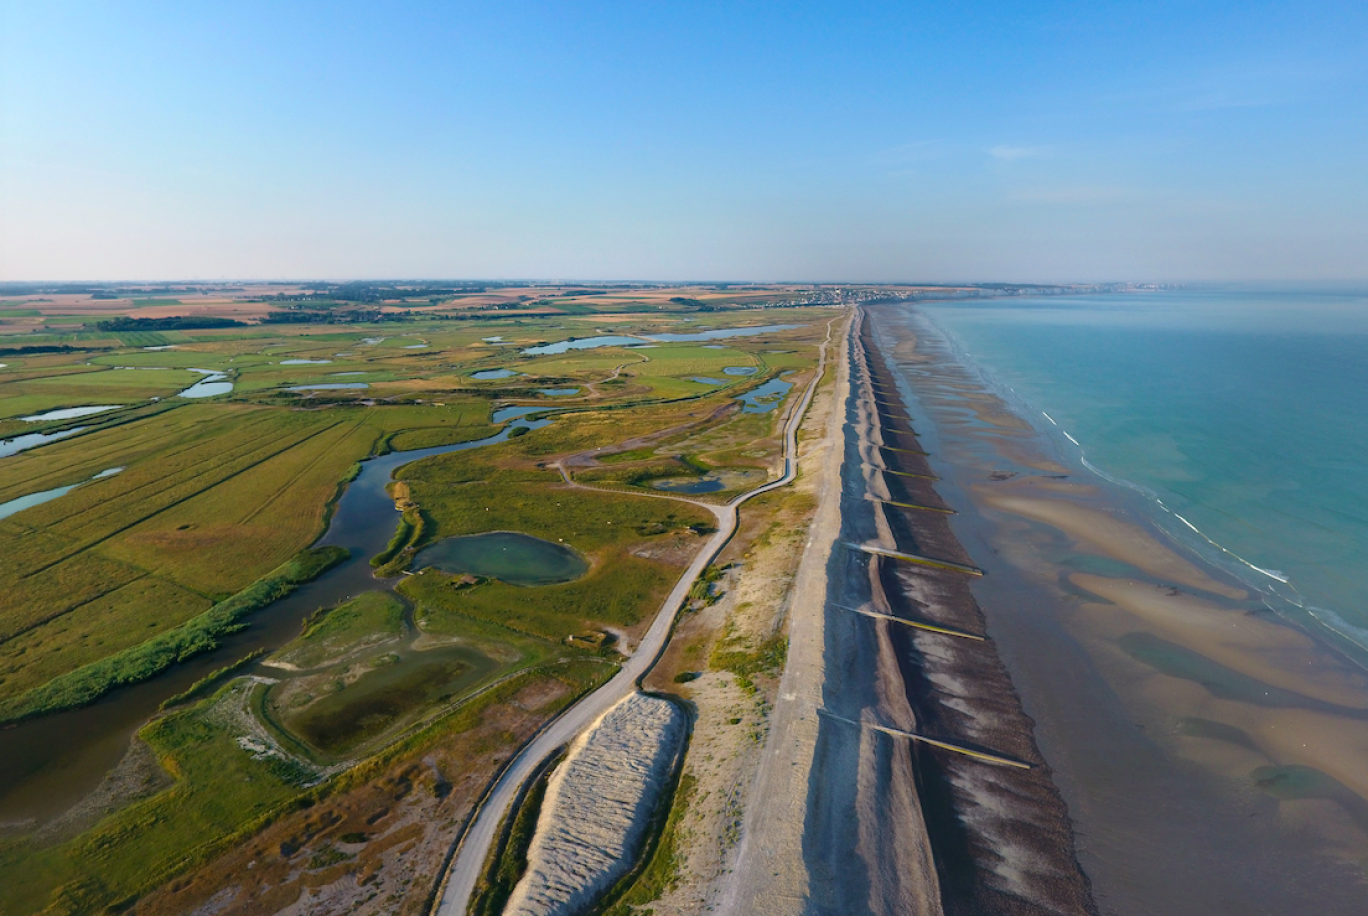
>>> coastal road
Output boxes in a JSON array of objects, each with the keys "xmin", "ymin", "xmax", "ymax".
[{"xmin": 431, "ymin": 317, "xmax": 838, "ymax": 916}]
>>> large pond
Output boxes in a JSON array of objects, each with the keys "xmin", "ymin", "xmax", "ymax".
[
  {"xmin": 275, "ymin": 645, "xmax": 499, "ymax": 757},
  {"xmin": 412, "ymin": 531, "xmax": 588, "ymax": 586},
  {"xmin": 0, "ymin": 417, "xmax": 551, "ymax": 823},
  {"xmin": 521, "ymin": 323, "xmax": 803, "ymax": 356}
]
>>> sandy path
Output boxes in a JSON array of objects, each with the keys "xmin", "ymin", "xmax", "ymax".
[{"xmin": 431, "ymin": 317, "xmax": 837, "ymax": 916}]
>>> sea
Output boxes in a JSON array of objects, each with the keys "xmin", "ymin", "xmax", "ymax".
[{"xmin": 920, "ymin": 284, "xmax": 1368, "ymax": 665}]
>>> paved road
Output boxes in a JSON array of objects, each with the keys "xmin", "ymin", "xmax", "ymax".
[{"xmin": 431, "ymin": 319, "xmax": 836, "ymax": 916}]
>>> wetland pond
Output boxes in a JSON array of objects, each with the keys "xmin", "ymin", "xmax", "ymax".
[
  {"xmin": 736, "ymin": 377, "xmax": 793, "ymax": 414},
  {"xmin": 413, "ymin": 531, "xmax": 588, "ymax": 586},
  {"xmin": 270, "ymin": 644, "xmax": 499, "ymax": 758},
  {"xmin": 472, "ymin": 368, "xmax": 520, "ymax": 379},
  {"xmin": 19, "ymin": 405, "xmax": 121, "ymax": 422},
  {"xmin": 521, "ymin": 323, "xmax": 803, "ymax": 355},
  {"xmin": 0, "ymin": 418, "xmax": 551, "ymax": 823},
  {"xmin": 651, "ymin": 477, "xmax": 726, "ymax": 494}
]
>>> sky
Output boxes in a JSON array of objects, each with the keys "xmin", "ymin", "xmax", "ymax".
[{"xmin": 2, "ymin": 1, "xmax": 1366, "ymax": 283}]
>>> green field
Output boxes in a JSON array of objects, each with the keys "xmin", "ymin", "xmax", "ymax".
[{"xmin": 0, "ymin": 303, "xmax": 831, "ymax": 915}]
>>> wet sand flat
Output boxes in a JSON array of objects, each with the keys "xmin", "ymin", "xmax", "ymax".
[{"xmin": 871, "ymin": 302, "xmax": 1368, "ymax": 912}]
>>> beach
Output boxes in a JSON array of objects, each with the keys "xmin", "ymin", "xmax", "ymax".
[{"xmin": 870, "ymin": 302, "xmax": 1368, "ymax": 912}]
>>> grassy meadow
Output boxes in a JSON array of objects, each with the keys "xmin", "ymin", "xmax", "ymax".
[{"xmin": 0, "ymin": 299, "xmax": 832, "ymax": 915}]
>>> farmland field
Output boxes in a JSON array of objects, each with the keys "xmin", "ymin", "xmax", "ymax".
[{"xmin": 0, "ymin": 290, "xmax": 834, "ymax": 916}]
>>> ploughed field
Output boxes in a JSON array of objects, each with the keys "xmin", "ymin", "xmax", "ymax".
[{"xmin": 0, "ymin": 301, "xmax": 829, "ymax": 916}]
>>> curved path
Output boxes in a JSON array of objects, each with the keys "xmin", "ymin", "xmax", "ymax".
[{"xmin": 432, "ymin": 318, "xmax": 837, "ymax": 916}]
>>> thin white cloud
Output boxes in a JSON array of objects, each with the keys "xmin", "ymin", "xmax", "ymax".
[
  {"xmin": 1008, "ymin": 185, "xmax": 1132, "ymax": 204},
  {"xmin": 989, "ymin": 145, "xmax": 1049, "ymax": 161}
]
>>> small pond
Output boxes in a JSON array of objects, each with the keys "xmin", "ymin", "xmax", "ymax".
[
  {"xmin": 522, "ymin": 323, "xmax": 803, "ymax": 356},
  {"xmin": 413, "ymin": 531, "xmax": 588, "ymax": 586},
  {"xmin": 472, "ymin": 368, "xmax": 521, "ymax": 380},
  {"xmin": 736, "ymin": 378, "xmax": 793, "ymax": 414},
  {"xmin": 285, "ymin": 382, "xmax": 370, "ymax": 391},
  {"xmin": 402, "ymin": 344, "xmax": 429, "ymax": 349},
  {"xmin": 689, "ymin": 377, "xmax": 725, "ymax": 385},
  {"xmin": 538, "ymin": 387, "xmax": 579, "ymax": 397},
  {"xmin": 650, "ymin": 323, "xmax": 803, "ymax": 342},
  {"xmin": 179, "ymin": 369, "xmax": 233, "ymax": 398},
  {"xmin": 330, "ymin": 371, "xmax": 367, "ymax": 377},
  {"xmin": 280, "ymin": 359, "xmax": 332, "ymax": 365},
  {"xmin": 651, "ymin": 477, "xmax": 726, "ymax": 494},
  {"xmin": 20, "ymin": 405, "xmax": 121, "ymax": 422},
  {"xmin": 0, "ymin": 428, "xmax": 85, "ymax": 458},
  {"xmin": 724, "ymin": 366, "xmax": 758, "ymax": 376},
  {"xmin": 0, "ymin": 467, "xmax": 123, "ymax": 521}
]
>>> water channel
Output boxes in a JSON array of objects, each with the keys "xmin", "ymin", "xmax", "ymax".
[{"xmin": 0, "ymin": 418, "xmax": 549, "ymax": 825}]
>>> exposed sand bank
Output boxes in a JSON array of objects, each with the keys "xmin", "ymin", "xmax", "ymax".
[{"xmin": 875, "ymin": 302, "xmax": 1368, "ymax": 911}]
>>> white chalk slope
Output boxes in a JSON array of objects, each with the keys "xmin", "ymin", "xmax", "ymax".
[{"xmin": 503, "ymin": 692, "xmax": 686, "ymax": 916}]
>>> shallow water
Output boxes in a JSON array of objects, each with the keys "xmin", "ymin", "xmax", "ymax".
[
  {"xmin": 413, "ymin": 531, "xmax": 588, "ymax": 586},
  {"xmin": 491, "ymin": 404, "xmax": 561, "ymax": 423},
  {"xmin": 276, "ymin": 645, "xmax": 499, "ymax": 757},
  {"xmin": 651, "ymin": 477, "xmax": 725, "ymax": 494},
  {"xmin": 0, "ymin": 428, "xmax": 85, "ymax": 459},
  {"xmin": 522, "ymin": 323, "xmax": 804, "ymax": 355},
  {"xmin": 537, "ymin": 387, "xmax": 579, "ymax": 396},
  {"xmin": 471, "ymin": 368, "xmax": 520, "ymax": 379},
  {"xmin": 723, "ymin": 366, "xmax": 757, "ymax": 376},
  {"xmin": 924, "ymin": 284, "xmax": 1368, "ymax": 662},
  {"xmin": 280, "ymin": 359, "xmax": 331, "ymax": 365},
  {"xmin": 178, "ymin": 369, "xmax": 233, "ymax": 398},
  {"xmin": 19, "ymin": 405, "xmax": 120, "ymax": 422},
  {"xmin": 735, "ymin": 378, "xmax": 792, "ymax": 413},
  {"xmin": 0, "ymin": 467, "xmax": 122, "ymax": 521}
]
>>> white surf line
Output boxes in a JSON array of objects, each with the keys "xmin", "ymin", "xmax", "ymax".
[
  {"xmin": 818, "ymin": 710, "xmax": 1032, "ymax": 769},
  {"xmin": 849, "ymin": 542, "xmax": 984, "ymax": 577},
  {"xmin": 1045, "ymin": 410, "xmax": 1297, "ymax": 591},
  {"xmin": 431, "ymin": 317, "xmax": 838, "ymax": 916},
  {"xmin": 833, "ymin": 602, "xmax": 984, "ymax": 641}
]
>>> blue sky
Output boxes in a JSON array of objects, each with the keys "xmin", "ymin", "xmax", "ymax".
[{"xmin": 2, "ymin": 1, "xmax": 1366, "ymax": 281}]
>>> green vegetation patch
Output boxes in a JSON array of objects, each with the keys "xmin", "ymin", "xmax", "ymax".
[
  {"xmin": 0, "ymin": 547, "xmax": 346, "ymax": 723},
  {"xmin": 269, "ymin": 592, "xmax": 406, "ymax": 670}
]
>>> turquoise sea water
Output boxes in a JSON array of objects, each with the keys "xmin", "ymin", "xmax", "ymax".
[{"xmin": 922, "ymin": 285, "xmax": 1368, "ymax": 659}]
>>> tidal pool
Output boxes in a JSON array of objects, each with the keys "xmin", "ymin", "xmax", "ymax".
[
  {"xmin": 413, "ymin": 531, "xmax": 588, "ymax": 586},
  {"xmin": 472, "ymin": 368, "xmax": 520, "ymax": 380},
  {"xmin": 278, "ymin": 645, "xmax": 498, "ymax": 757}
]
